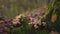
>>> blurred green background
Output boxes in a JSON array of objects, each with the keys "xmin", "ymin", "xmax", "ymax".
[{"xmin": 0, "ymin": 0, "xmax": 50, "ymax": 18}]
